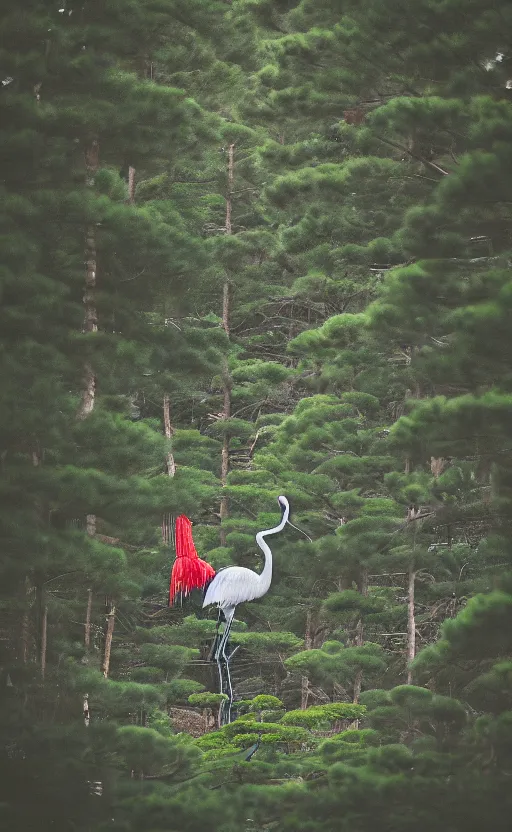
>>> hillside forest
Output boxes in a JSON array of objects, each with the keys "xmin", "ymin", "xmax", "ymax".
[{"xmin": 2, "ymin": 1, "xmax": 512, "ymax": 830}]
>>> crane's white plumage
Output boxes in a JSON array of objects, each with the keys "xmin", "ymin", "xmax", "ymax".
[
  {"xmin": 203, "ymin": 496, "xmax": 291, "ymax": 726},
  {"xmin": 203, "ymin": 566, "xmax": 268, "ymax": 608},
  {"xmin": 202, "ymin": 495, "xmax": 289, "ymax": 614}
]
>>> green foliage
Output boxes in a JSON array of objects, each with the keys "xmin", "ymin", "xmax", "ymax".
[
  {"xmin": 138, "ymin": 643, "xmax": 197, "ymax": 676},
  {"xmin": 250, "ymin": 694, "xmax": 284, "ymax": 711},
  {"xmin": 319, "ymin": 728, "xmax": 381, "ymax": 761},
  {"xmin": 197, "ymin": 716, "xmax": 310, "ymax": 751},
  {"xmin": 161, "ymin": 678, "xmax": 205, "ymax": 703},
  {"xmin": 188, "ymin": 693, "xmax": 228, "ymax": 708},
  {"xmin": 285, "ymin": 641, "xmax": 387, "ymax": 691},
  {"xmin": 323, "ymin": 589, "xmax": 384, "ymax": 615},
  {"xmin": 281, "ymin": 702, "xmax": 366, "ymax": 728},
  {"xmin": 231, "ymin": 631, "xmax": 303, "ymax": 654},
  {"xmin": 114, "ymin": 725, "xmax": 199, "ymax": 776},
  {"xmin": 5, "ymin": 0, "xmax": 512, "ymax": 829}
]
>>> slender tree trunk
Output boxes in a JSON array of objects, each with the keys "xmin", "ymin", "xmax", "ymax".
[
  {"xmin": 84, "ymin": 588, "xmax": 93, "ymax": 656},
  {"xmin": 162, "ymin": 396, "xmax": 176, "ymax": 545},
  {"xmin": 219, "ymin": 360, "xmax": 231, "ymax": 546},
  {"xmin": 83, "ymin": 694, "xmax": 90, "ymax": 727},
  {"xmin": 225, "ymin": 143, "xmax": 234, "ymax": 235},
  {"xmin": 128, "ymin": 166, "xmax": 136, "ymax": 204},
  {"xmin": 40, "ymin": 601, "xmax": 48, "ymax": 681},
  {"xmin": 102, "ymin": 600, "xmax": 115, "ymax": 679},
  {"xmin": 21, "ymin": 609, "xmax": 30, "ymax": 664},
  {"xmin": 36, "ymin": 578, "xmax": 47, "ymax": 682},
  {"xmin": 406, "ymin": 567, "xmax": 416, "ymax": 684},
  {"xmin": 219, "ymin": 144, "xmax": 234, "ymax": 546},
  {"xmin": 77, "ymin": 139, "xmax": 99, "ymax": 421},
  {"xmin": 352, "ymin": 568, "xmax": 369, "ymax": 704},
  {"xmin": 163, "ymin": 394, "xmax": 176, "ymax": 477},
  {"xmin": 78, "ymin": 364, "xmax": 95, "ymax": 420},
  {"xmin": 84, "ymin": 507, "xmax": 96, "ymax": 683},
  {"xmin": 162, "ymin": 513, "xmax": 175, "ymax": 546},
  {"xmin": 83, "ymin": 223, "xmax": 98, "ymax": 336},
  {"xmin": 20, "ymin": 577, "xmax": 32, "ymax": 663},
  {"xmin": 83, "ymin": 516, "xmax": 95, "ymax": 720},
  {"xmin": 301, "ymin": 608, "xmax": 313, "ymax": 709},
  {"xmin": 21, "ymin": 452, "xmax": 41, "ymax": 664},
  {"xmin": 78, "ymin": 140, "xmax": 100, "ymax": 722},
  {"xmin": 222, "ymin": 279, "xmax": 231, "ymax": 335}
]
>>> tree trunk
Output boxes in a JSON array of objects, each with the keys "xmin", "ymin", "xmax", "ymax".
[
  {"xmin": 83, "ymin": 519, "xmax": 94, "ymax": 723},
  {"xmin": 162, "ymin": 396, "xmax": 176, "ymax": 544},
  {"xmin": 77, "ymin": 139, "xmax": 99, "ymax": 421},
  {"xmin": 21, "ymin": 455, "xmax": 39, "ymax": 664},
  {"xmin": 301, "ymin": 608, "xmax": 313, "ymax": 709},
  {"xmin": 162, "ymin": 513, "xmax": 175, "ymax": 546},
  {"xmin": 352, "ymin": 568, "xmax": 369, "ymax": 704},
  {"xmin": 225, "ymin": 143, "xmax": 234, "ymax": 235},
  {"xmin": 21, "ymin": 609, "xmax": 30, "ymax": 664},
  {"xmin": 163, "ymin": 394, "xmax": 176, "ymax": 477},
  {"xmin": 86, "ymin": 514, "xmax": 96, "ymax": 536},
  {"xmin": 78, "ymin": 364, "xmax": 96, "ymax": 421},
  {"xmin": 102, "ymin": 600, "xmax": 115, "ymax": 679},
  {"xmin": 219, "ymin": 363, "xmax": 231, "ymax": 546},
  {"xmin": 219, "ymin": 144, "xmax": 234, "ymax": 546},
  {"xmin": 430, "ymin": 456, "xmax": 446, "ymax": 478},
  {"xmin": 84, "ymin": 588, "xmax": 93, "ymax": 656},
  {"xmin": 20, "ymin": 577, "xmax": 32, "ymax": 663},
  {"xmin": 40, "ymin": 601, "xmax": 48, "ymax": 681},
  {"xmin": 82, "ymin": 219, "xmax": 98, "ymax": 335},
  {"xmin": 128, "ymin": 166, "xmax": 136, "ymax": 204},
  {"xmin": 76, "ymin": 141, "xmax": 100, "ymax": 725},
  {"xmin": 83, "ymin": 694, "xmax": 90, "ymax": 727},
  {"xmin": 406, "ymin": 567, "xmax": 416, "ymax": 684},
  {"xmin": 78, "ymin": 144, "xmax": 99, "ymax": 563}
]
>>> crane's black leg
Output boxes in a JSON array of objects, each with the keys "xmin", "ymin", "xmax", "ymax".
[
  {"xmin": 220, "ymin": 612, "xmax": 235, "ymax": 723},
  {"xmin": 213, "ymin": 609, "xmax": 234, "ymax": 665},
  {"xmin": 216, "ymin": 655, "xmax": 224, "ymax": 726},
  {"xmin": 214, "ymin": 609, "xmax": 235, "ymax": 726},
  {"xmin": 210, "ymin": 610, "xmax": 226, "ymax": 726},
  {"xmin": 221, "ymin": 643, "xmax": 240, "ymax": 721},
  {"xmin": 208, "ymin": 609, "xmax": 224, "ymax": 662}
]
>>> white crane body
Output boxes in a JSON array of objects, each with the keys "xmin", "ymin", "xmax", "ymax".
[
  {"xmin": 203, "ymin": 565, "xmax": 271, "ymax": 609},
  {"xmin": 200, "ymin": 496, "xmax": 292, "ymax": 725}
]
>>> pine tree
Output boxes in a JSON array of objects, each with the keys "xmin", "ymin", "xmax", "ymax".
[
  {"xmin": 0, "ymin": 3, "xmax": 238, "ymax": 828},
  {"xmin": 4, "ymin": 0, "xmax": 512, "ymax": 829}
]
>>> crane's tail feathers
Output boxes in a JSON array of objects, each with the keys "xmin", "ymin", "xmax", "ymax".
[
  {"xmin": 202, "ymin": 574, "xmax": 216, "ymax": 601},
  {"xmin": 169, "ymin": 515, "xmax": 216, "ymax": 605}
]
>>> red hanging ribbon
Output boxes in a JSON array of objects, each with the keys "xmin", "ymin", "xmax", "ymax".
[{"xmin": 169, "ymin": 515, "xmax": 216, "ymax": 605}]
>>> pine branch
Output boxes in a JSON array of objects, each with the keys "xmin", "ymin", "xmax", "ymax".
[{"xmin": 374, "ymin": 134, "xmax": 450, "ymax": 176}]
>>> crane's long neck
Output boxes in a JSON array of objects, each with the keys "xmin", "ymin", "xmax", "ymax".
[{"xmin": 255, "ymin": 504, "xmax": 289, "ymax": 594}]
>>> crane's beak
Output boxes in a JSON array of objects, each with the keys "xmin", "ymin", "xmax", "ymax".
[{"xmin": 286, "ymin": 518, "xmax": 312, "ymax": 542}]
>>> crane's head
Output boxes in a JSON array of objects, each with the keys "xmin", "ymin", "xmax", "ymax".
[
  {"xmin": 278, "ymin": 495, "xmax": 312, "ymax": 542},
  {"xmin": 278, "ymin": 495, "xmax": 289, "ymax": 515}
]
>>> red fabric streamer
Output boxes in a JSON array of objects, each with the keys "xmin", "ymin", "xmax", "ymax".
[{"xmin": 169, "ymin": 515, "xmax": 216, "ymax": 605}]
